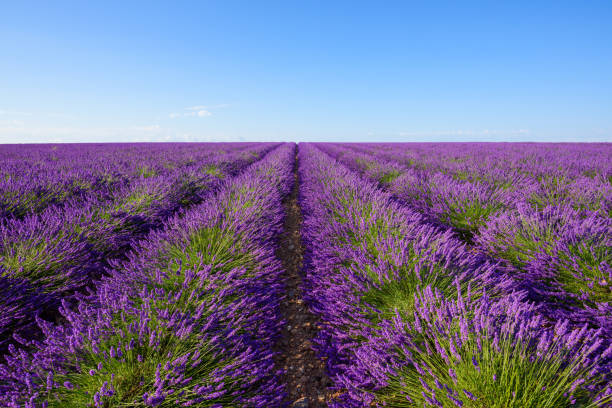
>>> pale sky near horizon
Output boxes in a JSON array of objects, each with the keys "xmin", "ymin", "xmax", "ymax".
[{"xmin": 1, "ymin": 1, "xmax": 611, "ymax": 144}]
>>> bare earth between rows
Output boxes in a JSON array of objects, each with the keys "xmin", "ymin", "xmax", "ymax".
[{"xmin": 273, "ymin": 151, "xmax": 337, "ymax": 407}]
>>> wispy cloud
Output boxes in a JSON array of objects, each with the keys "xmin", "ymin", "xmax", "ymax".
[
  {"xmin": 169, "ymin": 104, "xmax": 228, "ymax": 119},
  {"xmin": 46, "ymin": 112, "xmax": 76, "ymax": 119},
  {"xmin": 130, "ymin": 125, "xmax": 162, "ymax": 132},
  {"xmin": 0, "ymin": 123, "xmax": 165, "ymax": 143},
  {"xmin": 0, "ymin": 119, "xmax": 26, "ymax": 126},
  {"xmin": 397, "ymin": 129, "xmax": 531, "ymax": 139},
  {"xmin": 196, "ymin": 110, "xmax": 212, "ymax": 117},
  {"xmin": 0, "ymin": 123, "xmax": 260, "ymax": 143},
  {"xmin": 169, "ymin": 110, "xmax": 212, "ymax": 118},
  {"xmin": 0, "ymin": 109, "xmax": 76, "ymax": 119},
  {"xmin": 187, "ymin": 104, "xmax": 230, "ymax": 110},
  {"xmin": 0, "ymin": 109, "xmax": 32, "ymax": 116}
]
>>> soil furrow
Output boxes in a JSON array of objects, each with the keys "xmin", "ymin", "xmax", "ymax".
[{"xmin": 274, "ymin": 145, "xmax": 334, "ymax": 407}]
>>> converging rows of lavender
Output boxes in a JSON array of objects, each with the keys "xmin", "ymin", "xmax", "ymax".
[{"xmin": 0, "ymin": 142, "xmax": 610, "ymax": 407}]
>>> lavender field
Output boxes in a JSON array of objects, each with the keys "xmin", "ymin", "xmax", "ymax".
[{"xmin": 0, "ymin": 142, "xmax": 610, "ymax": 407}]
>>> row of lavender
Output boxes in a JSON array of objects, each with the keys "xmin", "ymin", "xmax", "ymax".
[
  {"xmin": 0, "ymin": 143, "xmax": 265, "ymax": 219},
  {"xmin": 0, "ymin": 143, "xmax": 294, "ymax": 406},
  {"xmin": 300, "ymin": 143, "xmax": 611, "ymax": 407},
  {"xmin": 0, "ymin": 143, "xmax": 278, "ymax": 356},
  {"xmin": 317, "ymin": 143, "xmax": 611, "ymax": 338}
]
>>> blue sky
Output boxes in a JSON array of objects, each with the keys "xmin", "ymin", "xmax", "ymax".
[{"xmin": 1, "ymin": 1, "xmax": 611, "ymax": 143}]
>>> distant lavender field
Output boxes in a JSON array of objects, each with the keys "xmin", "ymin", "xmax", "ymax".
[{"xmin": 0, "ymin": 142, "xmax": 610, "ymax": 407}]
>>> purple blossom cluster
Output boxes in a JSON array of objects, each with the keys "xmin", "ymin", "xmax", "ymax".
[
  {"xmin": 1, "ymin": 141, "xmax": 610, "ymax": 407},
  {"xmin": 0, "ymin": 143, "xmax": 268, "ymax": 219},
  {"xmin": 299, "ymin": 143, "xmax": 611, "ymax": 407},
  {"xmin": 319, "ymin": 142, "xmax": 611, "ymax": 336},
  {"xmin": 0, "ymin": 142, "xmax": 292, "ymax": 406},
  {"xmin": 0, "ymin": 143, "xmax": 278, "ymax": 355}
]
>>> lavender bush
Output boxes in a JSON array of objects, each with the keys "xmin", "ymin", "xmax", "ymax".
[
  {"xmin": 0, "ymin": 141, "xmax": 609, "ymax": 407},
  {"xmin": 299, "ymin": 143, "xmax": 611, "ymax": 407},
  {"xmin": 0, "ymin": 143, "xmax": 293, "ymax": 407}
]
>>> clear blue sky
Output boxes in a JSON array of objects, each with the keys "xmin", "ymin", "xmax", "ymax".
[{"xmin": 1, "ymin": 1, "xmax": 611, "ymax": 143}]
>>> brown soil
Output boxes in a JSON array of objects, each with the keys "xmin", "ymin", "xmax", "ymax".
[{"xmin": 274, "ymin": 147, "xmax": 335, "ymax": 407}]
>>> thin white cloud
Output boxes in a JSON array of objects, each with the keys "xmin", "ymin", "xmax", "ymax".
[
  {"xmin": 170, "ymin": 104, "xmax": 228, "ymax": 119},
  {"xmin": 168, "ymin": 112, "xmax": 190, "ymax": 118},
  {"xmin": 130, "ymin": 125, "xmax": 162, "ymax": 132},
  {"xmin": 0, "ymin": 123, "xmax": 261, "ymax": 143},
  {"xmin": 187, "ymin": 104, "xmax": 230, "ymax": 110},
  {"xmin": 46, "ymin": 112, "xmax": 76, "ymax": 119},
  {"xmin": 0, "ymin": 123, "xmax": 165, "ymax": 143},
  {"xmin": 0, "ymin": 119, "xmax": 25, "ymax": 126},
  {"xmin": 1, "ymin": 109, "xmax": 74, "ymax": 119},
  {"xmin": 0, "ymin": 109, "xmax": 32, "ymax": 116},
  {"xmin": 398, "ymin": 129, "xmax": 530, "ymax": 137},
  {"xmin": 169, "ymin": 110, "xmax": 212, "ymax": 118}
]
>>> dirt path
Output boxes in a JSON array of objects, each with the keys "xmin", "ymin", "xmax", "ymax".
[{"xmin": 274, "ymin": 146, "xmax": 335, "ymax": 407}]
